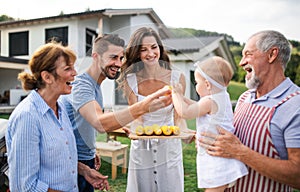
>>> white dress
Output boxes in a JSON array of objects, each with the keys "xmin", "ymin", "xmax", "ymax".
[
  {"xmin": 126, "ymin": 70, "xmax": 184, "ymax": 192},
  {"xmin": 196, "ymin": 91, "xmax": 248, "ymax": 188}
]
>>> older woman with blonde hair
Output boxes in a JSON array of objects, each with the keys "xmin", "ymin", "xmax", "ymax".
[{"xmin": 6, "ymin": 42, "xmax": 108, "ymax": 191}]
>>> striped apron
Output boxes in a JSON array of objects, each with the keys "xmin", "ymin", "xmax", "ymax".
[{"xmin": 226, "ymin": 91, "xmax": 300, "ymax": 192}]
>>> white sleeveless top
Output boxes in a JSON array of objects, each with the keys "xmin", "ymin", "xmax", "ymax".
[
  {"xmin": 196, "ymin": 91, "xmax": 248, "ymax": 188},
  {"xmin": 126, "ymin": 70, "xmax": 184, "ymax": 192},
  {"xmin": 126, "ymin": 71, "xmax": 178, "ymax": 126}
]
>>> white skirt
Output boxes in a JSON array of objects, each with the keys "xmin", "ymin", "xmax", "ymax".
[
  {"xmin": 126, "ymin": 138, "xmax": 184, "ymax": 192},
  {"xmin": 197, "ymin": 148, "xmax": 248, "ymax": 188}
]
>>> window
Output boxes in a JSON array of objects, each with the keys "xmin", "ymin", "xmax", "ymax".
[
  {"xmin": 9, "ymin": 31, "xmax": 29, "ymax": 56},
  {"xmin": 45, "ymin": 27, "xmax": 68, "ymax": 45},
  {"xmin": 86, "ymin": 28, "xmax": 97, "ymax": 56},
  {"xmin": 115, "ymin": 81, "xmax": 128, "ymax": 105},
  {"xmin": 190, "ymin": 70, "xmax": 200, "ymax": 101}
]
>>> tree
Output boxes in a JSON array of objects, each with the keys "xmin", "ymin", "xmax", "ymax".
[
  {"xmin": 0, "ymin": 15, "xmax": 14, "ymax": 22},
  {"xmin": 230, "ymin": 45, "xmax": 246, "ymax": 82},
  {"xmin": 285, "ymin": 54, "xmax": 300, "ymax": 86}
]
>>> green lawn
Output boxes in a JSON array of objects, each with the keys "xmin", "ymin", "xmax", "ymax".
[
  {"xmin": 0, "ymin": 114, "xmax": 10, "ymax": 119},
  {"xmin": 95, "ymin": 82, "xmax": 300, "ymax": 192},
  {"xmin": 228, "ymin": 81, "xmax": 248, "ymax": 101},
  {"xmin": 96, "ymin": 120, "xmax": 299, "ymax": 192},
  {"xmin": 95, "ymin": 119, "xmax": 203, "ymax": 192},
  {"xmin": 2, "ymin": 81, "xmax": 298, "ymax": 192}
]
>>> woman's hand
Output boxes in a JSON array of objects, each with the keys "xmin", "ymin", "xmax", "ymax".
[{"xmin": 122, "ymin": 127, "xmax": 131, "ymax": 136}]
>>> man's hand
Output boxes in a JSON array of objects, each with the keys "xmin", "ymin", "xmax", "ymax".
[
  {"xmin": 94, "ymin": 155, "xmax": 101, "ymax": 171},
  {"xmin": 143, "ymin": 87, "xmax": 172, "ymax": 113},
  {"xmin": 84, "ymin": 168, "xmax": 110, "ymax": 191},
  {"xmin": 78, "ymin": 162, "xmax": 110, "ymax": 190},
  {"xmin": 199, "ymin": 127, "xmax": 244, "ymax": 159},
  {"xmin": 182, "ymin": 131, "xmax": 196, "ymax": 144}
]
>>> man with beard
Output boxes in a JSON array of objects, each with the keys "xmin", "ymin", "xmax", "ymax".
[
  {"xmin": 61, "ymin": 34, "xmax": 172, "ymax": 192},
  {"xmin": 199, "ymin": 30, "xmax": 300, "ymax": 191}
]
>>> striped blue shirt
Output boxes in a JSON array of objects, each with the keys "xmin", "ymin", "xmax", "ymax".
[{"xmin": 6, "ymin": 90, "xmax": 78, "ymax": 192}]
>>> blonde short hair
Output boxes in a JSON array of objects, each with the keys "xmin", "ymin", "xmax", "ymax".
[{"xmin": 195, "ymin": 56, "xmax": 233, "ymax": 86}]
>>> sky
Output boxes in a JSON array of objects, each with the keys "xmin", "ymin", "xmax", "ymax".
[{"xmin": 1, "ymin": 0, "xmax": 300, "ymax": 43}]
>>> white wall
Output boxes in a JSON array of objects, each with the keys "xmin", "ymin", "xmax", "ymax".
[
  {"xmin": 107, "ymin": 16, "xmax": 131, "ymax": 41},
  {"xmin": 131, "ymin": 15, "xmax": 158, "ymax": 32},
  {"xmin": 102, "ymin": 79, "xmax": 115, "ymax": 108},
  {"xmin": 76, "ymin": 18, "xmax": 99, "ymax": 57},
  {"xmin": 0, "ymin": 20, "xmax": 79, "ymax": 59},
  {"xmin": 0, "ymin": 13, "xmax": 215, "ymax": 108},
  {"xmin": 9, "ymin": 89, "xmax": 28, "ymax": 105},
  {"xmin": 0, "ymin": 69, "xmax": 22, "ymax": 95}
]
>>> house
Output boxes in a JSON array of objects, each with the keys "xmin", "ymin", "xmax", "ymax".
[
  {"xmin": 0, "ymin": 56, "xmax": 28, "ymax": 112},
  {"xmin": 163, "ymin": 36, "xmax": 235, "ymax": 101},
  {"xmin": 0, "ymin": 8, "xmax": 234, "ymax": 110}
]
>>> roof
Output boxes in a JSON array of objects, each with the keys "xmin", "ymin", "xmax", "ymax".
[
  {"xmin": 162, "ymin": 36, "xmax": 223, "ymax": 53},
  {"xmin": 162, "ymin": 36, "xmax": 236, "ymax": 70},
  {"xmin": 0, "ymin": 8, "xmax": 172, "ymax": 38}
]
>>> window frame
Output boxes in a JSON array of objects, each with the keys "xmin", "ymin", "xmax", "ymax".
[
  {"xmin": 114, "ymin": 81, "xmax": 128, "ymax": 105},
  {"xmin": 45, "ymin": 26, "xmax": 68, "ymax": 46},
  {"xmin": 85, "ymin": 28, "xmax": 97, "ymax": 56},
  {"xmin": 9, "ymin": 31, "xmax": 29, "ymax": 57}
]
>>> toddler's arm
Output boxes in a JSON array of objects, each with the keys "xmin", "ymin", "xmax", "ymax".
[{"xmin": 172, "ymin": 83, "xmax": 212, "ymax": 119}]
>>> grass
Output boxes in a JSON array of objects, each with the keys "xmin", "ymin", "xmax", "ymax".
[
  {"xmin": 95, "ymin": 82, "xmax": 300, "ymax": 192},
  {"xmin": 2, "ymin": 82, "xmax": 298, "ymax": 191},
  {"xmin": 228, "ymin": 81, "xmax": 248, "ymax": 101},
  {"xmin": 96, "ymin": 120, "xmax": 300, "ymax": 192},
  {"xmin": 95, "ymin": 119, "xmax": 203, "ymax": 192},
  {"xmin": 0, "ymin": 114, "xmax": 10, "ymax": 119}
]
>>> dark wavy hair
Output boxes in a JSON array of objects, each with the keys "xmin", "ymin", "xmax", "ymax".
[{"xmin": 117, "ymin": 27, "xmax": 170, "ymax": 90}]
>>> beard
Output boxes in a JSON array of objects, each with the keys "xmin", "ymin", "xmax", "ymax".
[
  {"xmin": 101, "ymin": 66, "xmax": 120, "ymax": 80},
  {"xmin": 245, "ymin": 69, "xmax": 260, "ymax": 89}
]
